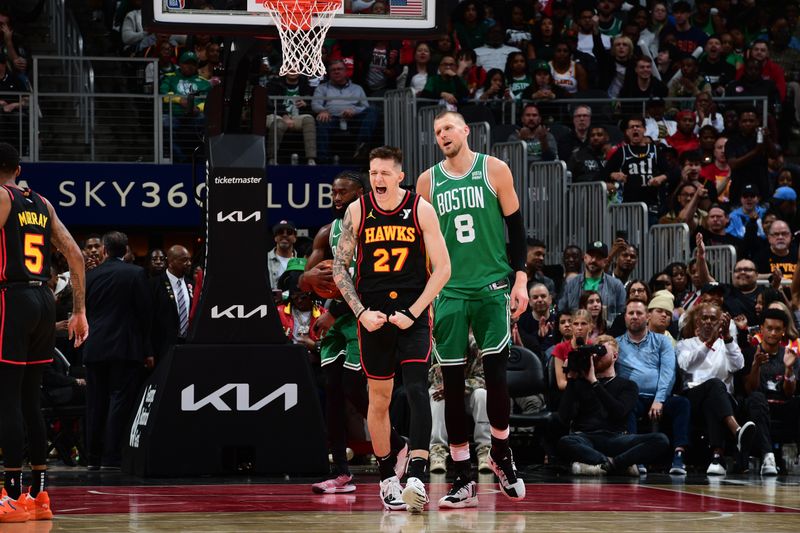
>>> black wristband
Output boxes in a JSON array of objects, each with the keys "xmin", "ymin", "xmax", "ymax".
[
  {"xmin": 398, "ymin": 308, "xmax": 418, "ymax": 321},
  {"xmin": 356, "ymin": 308, "xmax": 367, "ymax": 320}
]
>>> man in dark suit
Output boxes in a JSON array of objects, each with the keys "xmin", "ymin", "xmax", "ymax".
[
  {"xmin": 150, "ymin": 244, "xmax": 193, "ymax": 365},
  {"xmin": 83, "ymin": 231, "xmax": 151, "ymax": 470}
]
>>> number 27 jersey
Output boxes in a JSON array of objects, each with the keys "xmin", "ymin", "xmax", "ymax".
[{"xmin": 429, "ymin": 152, "xmax": 511, "ymax": 298}]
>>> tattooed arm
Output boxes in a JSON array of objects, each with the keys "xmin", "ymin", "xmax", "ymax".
[
  {"xmin": 333, "ymin": 201, "xmax": 386, "ymax": 332},
  {"xmin": 45, "ymin": 199, "xmax": 89, "ymax": 347}
]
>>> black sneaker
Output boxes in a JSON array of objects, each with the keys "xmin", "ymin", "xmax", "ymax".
[
  {"xmin": 438, "ymin": 478, "xmax": 478, "ymax": 509},
  {"xmin": 488, "ymin": 449, "xmax": 526, "ymax": 500}
]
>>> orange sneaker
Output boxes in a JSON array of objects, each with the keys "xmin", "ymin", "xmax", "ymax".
[
  {"xmin": 18, "ymin": 490, "xmax": 53, "ymax": 521},
  {"xmin": 0, "ymin": 489, "xmax": 29, "ymax": 523}
]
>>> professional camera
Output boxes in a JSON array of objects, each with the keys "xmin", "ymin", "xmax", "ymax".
[{"xmin": 565, "ymin": 344, "xmax": 608, "ymax": 375}]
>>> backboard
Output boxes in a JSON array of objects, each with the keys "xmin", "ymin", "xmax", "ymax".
[{"xmin": 144, "ymin": 0, "xmax": 442, "ymax": 39}]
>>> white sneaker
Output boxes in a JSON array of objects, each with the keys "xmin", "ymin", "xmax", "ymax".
[
  {"xmin": 736, "ymin": 421, "xmax": 756, "ymax": 453},
  {"xmin": 571, "ymin": 462, "xmax": 605, "ymax": 476},
  {"xmin": 307, "ymin": 158, "xmax": 316, "ymax": 165},
  {"xmin": 379, "ymin": 476, "xmax": 407, "ymax": 511},
  {"xmin": 488, "ymin": 449, "xmax": 526, "ymax": 500},
  {"xmin": 401, "ymin": 476, "xmax": 428, "ymax": 513},
  {"xmin": 438, "ymin": 479, "xmax": 478, "ymax": 509},
  {"xmin": 761, "ymin": 453, "xmax": 778, "ymax": 476},
  {"xmin": 706, "ymin": 458, "xmax": 727, "ymax": 476},
  {"xmin": 429, "ymin": 444, "xmax": 448, "ymax": 474}
]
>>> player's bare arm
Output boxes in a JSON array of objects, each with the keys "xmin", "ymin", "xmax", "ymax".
[
  {"xmin": 487, "ymin": 156, "xmax": 529, "ymax": 318},
  {"xmin": 45, "ymin": 199, "xmax": 89, "ymax": 346},
  {"xmin": 299, "ymin": 223, "xmax": 335, "ymax": 294},
  {"xmin": 333, "ymin": 202, "xmax": 386, "ymax": 332},
  {"xmin": 415, "ymin": 169, "xmax": 432, "ymax": 203},
  {"xmin": 388, "ymin": 199, "xmax": 451, "ymax": 330}
]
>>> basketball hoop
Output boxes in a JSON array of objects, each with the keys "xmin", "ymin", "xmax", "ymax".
[{"xmin": 261, "ymin": 0, "xmax": 342, "ymax": 78}]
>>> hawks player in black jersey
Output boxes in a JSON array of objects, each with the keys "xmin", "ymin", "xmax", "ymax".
[
  {"xmin": 0, "ymin": 143, "xmax": 88, "ymax": 522},
  {"xmin": 333, "ymin": 146, "xmax": 450, "ymax": 513}
]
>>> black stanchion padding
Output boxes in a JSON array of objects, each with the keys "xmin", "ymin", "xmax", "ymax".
[
  {"xmin": 124, "ymin": 343, "xmax": 328, "ymax": 476},
  {"xmin": 123, "ymin": 133, "xmax": 326, "ymax": 477}
]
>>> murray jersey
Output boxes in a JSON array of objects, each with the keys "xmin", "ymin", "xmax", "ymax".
[{"xmin": 0, "ymin": 185, "xmax": 52, "ymax": 284}]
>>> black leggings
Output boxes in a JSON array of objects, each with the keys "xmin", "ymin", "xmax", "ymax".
[
  {"xmin": 0, "ymin": 364, "xmax": 47, "ymax": 468},
  {"xmin": 442, "ymin": 349, "xmax": 510, "ymax": 446},
  {"xmin": 325, "ymin": 359, "xmax": 370, "ymax": 473},
  {"xmin": 401, "ymin": 362, "xmax": 432, "ymax": 452}
]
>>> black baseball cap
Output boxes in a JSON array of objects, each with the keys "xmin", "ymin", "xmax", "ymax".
[
  {"xmin": 272, "ymin": 220, "xmax": 296, "ymax": 233},
  {"xmin": 586, "ymin": 241, "xmax": 608, "ymax": 257},
  {"xmin": 700, "ymin": 282, "xmax": 727, "ymax": 296},
  {"xmin": 741, "ymin": 184, "xmax": 760, "ymax": 198}
]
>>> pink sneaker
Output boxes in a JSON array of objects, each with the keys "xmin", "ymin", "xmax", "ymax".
[{"xmin": 312, "ymin": 474, "xmax": 356, "ymax": 494}]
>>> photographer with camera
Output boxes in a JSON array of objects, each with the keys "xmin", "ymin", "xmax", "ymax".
[{"xmin": 558, "ymin": 335, "xmax": 670, "ymax": 476}]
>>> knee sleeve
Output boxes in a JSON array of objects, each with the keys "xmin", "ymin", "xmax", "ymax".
[
  {"xmin": 402, "ymin": 363, "xmax": 432, "ymax": 452},
  {"xmin": 482, "ymin": 348, "xmax": 510, "ymax": 430},
  {"xmin": 442, "ymin": 364, "xmax": 469, "ymax": 446}
]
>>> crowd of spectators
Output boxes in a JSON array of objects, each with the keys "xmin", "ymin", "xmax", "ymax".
[
  {"xmin": 38, "ymin": 0, "xmax": 800, "ymax": 475},
  {"xmin": 0, "ymin": 3, "xmax": 31, "ymax": 155},
  {"xmin": 99, "ymin": 0, "xmax": 800, "ymax": 169}
]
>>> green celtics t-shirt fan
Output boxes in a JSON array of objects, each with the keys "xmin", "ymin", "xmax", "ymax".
[{"xmin": 429, "ymin": 153, "xmax": 511, "ymax": 298}]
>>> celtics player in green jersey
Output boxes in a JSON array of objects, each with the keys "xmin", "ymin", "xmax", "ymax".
[
  {"xmin": 417, "ymin": 111, "xmax": 529, "ymax": 506},
  {"xmin": 300, "ymin": 172, "xmax": 408, "ymax": 495}
]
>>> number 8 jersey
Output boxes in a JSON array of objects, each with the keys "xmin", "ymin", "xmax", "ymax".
[
  {"xmin": 356, "ymin": 190, "xmax": 428, "ymax": 295},
  {"xmin": 429, "ymin": 152, "xmax": 511, "ymax": 298},
  {"xmin": 0, "ymin": 185, "xmax": 52, "ymax": 283}
]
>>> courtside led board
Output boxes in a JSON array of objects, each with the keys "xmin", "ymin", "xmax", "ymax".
[{"xmin": 146, "ymin": 0, "xmax": 441, "ymax": 38}]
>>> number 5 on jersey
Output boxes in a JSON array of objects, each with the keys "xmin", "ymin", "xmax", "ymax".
[{"xmin": 24, "ymin": 233, "xmax": 45, "ymax": 274}]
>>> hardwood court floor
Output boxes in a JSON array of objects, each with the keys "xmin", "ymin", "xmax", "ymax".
[{"xmin": 21, "ymin": 470, "xmax": 800, "ymax": 532}]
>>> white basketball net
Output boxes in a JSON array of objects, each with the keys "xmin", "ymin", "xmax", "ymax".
[{"xmin": 261, "ymin": 0, "xmax": 342, "ymax": 78}]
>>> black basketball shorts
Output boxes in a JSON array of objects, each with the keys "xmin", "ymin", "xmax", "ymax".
[
  {"xmin": 0, "ymin": 285, "xmax": 56, "ymax": 365},
  {"xmin": 357, "ymin": 290, "xmax": 432, "ymax": 380}
]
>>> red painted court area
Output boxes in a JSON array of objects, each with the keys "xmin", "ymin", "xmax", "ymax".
[{"xmin": 50, "ymin": 483, "xmax": 799, "ymax": 515}]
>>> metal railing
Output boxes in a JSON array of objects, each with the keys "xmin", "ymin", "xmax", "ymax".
[
  {"xmin": 491, "ymin": 141, "xmax": 527, "ymax": 195},
  {"xmin": 705, "ymin": 245, "xmax": 738, "ymax": 284},
  {"xmin": 32, "ymin": 56, "xmax": 159, "ymax": 162},
  {"xmin": 48, "ymin": 0, "xmax": 82, "ymax": 58},
  {"xmin": 416, "ymin": 104, "xmax": 445, "ymax": 174},
  {"xmin": 526, "ymin": 161, "xmax": 568, "ymax": 265},
  {"xmin": 567, "ymin": 181, "xmax": 608, "ymax": 252},
  {"xmin": 648, "ymin": 223, "xmax": 691, "ymax": 280},
  {"xmin": 467, "ymin": 121, "xmax": 491, "ymax": 154},
  {"xmin": 384, "ymin": 88, "xmax": 418, "ymax": 182},
  {"xmin": 0, "ymin": 91, "xmax": 32, "ymax": 159},
  {"xmin": 608, "ymin": 203, "xmax": 650, "ymax": 279}
]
